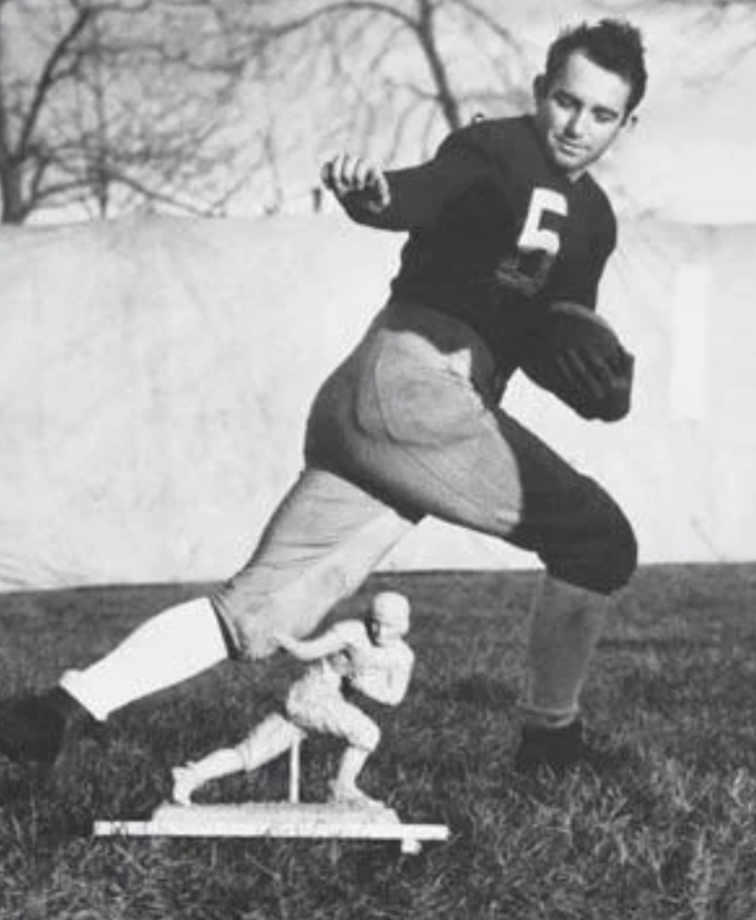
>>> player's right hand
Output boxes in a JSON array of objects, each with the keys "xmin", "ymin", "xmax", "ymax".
[{"xmin": 321, "ymin": 154, "xmax": 391, "ymax": 214}]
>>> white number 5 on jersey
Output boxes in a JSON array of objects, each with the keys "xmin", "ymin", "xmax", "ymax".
[
  {"xmin": 494, "ymin": 187, "xmax": 568, "ymax": 296},
  {"xmin": 518, "ymin": 188, "xmax": 568, "ymax": 255}
]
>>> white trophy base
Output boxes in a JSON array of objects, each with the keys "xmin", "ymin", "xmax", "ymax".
[{"xmin": 94, "ymin": 801, "xmax": 449, "ymax": 855}]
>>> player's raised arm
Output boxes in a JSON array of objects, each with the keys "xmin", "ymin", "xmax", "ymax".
[
  {"xmin": 321, "ymin": 126, "xmax": 492, "ymax": 233},
  {"xmin": 274, "ymin": 628, "xmax": 346, "ymax": 662}
]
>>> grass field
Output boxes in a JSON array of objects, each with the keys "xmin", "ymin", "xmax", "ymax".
[{"xmin": 1, "ymin": 563, "xmax": 756, "ymax": 920}]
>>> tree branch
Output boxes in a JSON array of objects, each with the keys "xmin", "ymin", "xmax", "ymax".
[
  {"xmin": 448, "ymin": 0, "xmax": 525, "ymax": 50},
  {"xmin": 254, "ymin": 0, "xmax": 416, "ymax": 41},
  {"xmin": 18, "ymin": 4, "xmax": 94, "ymax": 156}
]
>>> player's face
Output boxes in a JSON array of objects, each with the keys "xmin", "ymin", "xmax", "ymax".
[
  {"xmin": 368, "ymin": 617, "xmax": 400, "ymax": 646},
  {"xmin": 533, "ymin": 51, "xmax": 633, "ymax": 181}
]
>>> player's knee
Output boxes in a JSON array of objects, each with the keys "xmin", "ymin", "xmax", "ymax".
[
  {"xmin": 211, "ymin": 560, "xmax": 356, "ymax": 661},
  {"xmin": 577, "ymin": 504, "xmax": 638, "ymax": 594},
  {"xmin": 545, "ymin": 497, "xmax": 637, "ymax": 595},
  {"xmin": 211, "ymin": 586, "xmax": 315, "ymax": 661},
  {"xmin": 210, "ymin": 590, "xmax": 275, "ymax": 660},
  {"xmin": 600, "ymin": 505, "xmax": 637, "ymax": 591}
]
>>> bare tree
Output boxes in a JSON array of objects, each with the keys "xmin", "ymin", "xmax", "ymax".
[
  {"xmin": 0, "ymin": 0, "xmax": 250, "ymax": 223},
  {"xmin": 218, "ymin": 0, "xmax": 531, "ymax": 169}
]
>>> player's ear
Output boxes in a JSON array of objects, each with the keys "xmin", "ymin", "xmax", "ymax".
[{"xmin": 533, "ymin": 74, "xmax": 547, "ymax": 103}]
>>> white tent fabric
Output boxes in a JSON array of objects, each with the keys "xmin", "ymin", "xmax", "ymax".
[{"xmin": 0, "ymin": 213, "xmax": 752, "ymax": 590}]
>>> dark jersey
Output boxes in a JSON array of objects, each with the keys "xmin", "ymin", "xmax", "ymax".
[{"xmin": 343, "ymin": 115, "xmax": 617, "ymax": 379}]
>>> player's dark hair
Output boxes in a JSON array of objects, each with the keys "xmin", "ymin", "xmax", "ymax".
[{"xmin": 544, "ymin": 19, "xmax": 648, "ymax": 116}]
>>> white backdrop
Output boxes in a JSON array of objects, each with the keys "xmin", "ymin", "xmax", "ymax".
[{"xmin": 0, "ymin": 213, "xmax": 752, "ymax": 590}]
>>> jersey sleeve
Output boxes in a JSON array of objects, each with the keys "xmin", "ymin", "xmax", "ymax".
[
  {"xmin": 550, "ymin": 200, "xmax": 617, "ymax": 310},
  {"xmin": 341, "ymin": 124, "xmax": 494, "ymax": 232}
]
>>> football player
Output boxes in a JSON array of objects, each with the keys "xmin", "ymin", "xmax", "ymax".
[
  {"xmin": 171, "ymin": 591, "xmax": 414, "ymax": 808},
  {"xmin": 0, "ymin": 19, "xmax": 646, "ymax": 775}
]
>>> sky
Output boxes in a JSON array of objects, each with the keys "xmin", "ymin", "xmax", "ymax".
[{"xmin": 592, "ymin": 1, "xmax": 756, "ymax": 223}]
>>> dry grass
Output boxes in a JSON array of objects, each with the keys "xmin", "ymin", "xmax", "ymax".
[{"xmin": 1, "ymin": 564, "xmax": 756, "ymax": 919}]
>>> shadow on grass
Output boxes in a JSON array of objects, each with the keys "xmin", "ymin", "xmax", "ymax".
[{"xmin": 439, "ymin": 675, "xmax": 519, "ymax": 711}]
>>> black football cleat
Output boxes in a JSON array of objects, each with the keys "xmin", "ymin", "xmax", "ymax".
[
  {"xmin": 0, "ymin": 687, "xmax": 100, "ymax": 766},
  {"xmin": 514, "ymin": 719, "xmax": 622, "ymax": 775}
]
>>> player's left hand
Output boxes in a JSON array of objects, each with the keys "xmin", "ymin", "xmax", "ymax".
[
  {"xmin": 555, "ymin": 342, "xmax": 634, "ymax": 421},
  {"xmin": 521, "ymin": 302, "xmax": 635, "ymax": 422}
]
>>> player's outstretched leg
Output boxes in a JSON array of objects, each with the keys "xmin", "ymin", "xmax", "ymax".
[
  {"xmin": 171, "ymin": 714, "xmax": 305, "ymax": 805},
  {"xmin": 0, "ymin": 469, "xmax": 409, "ymax": 769},
  {"xmin": 0, "ymin": 597, "xmax": 229, "ymax": 766}
]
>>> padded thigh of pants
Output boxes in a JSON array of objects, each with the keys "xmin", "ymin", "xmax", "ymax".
[
  {"xmin": 307, "ymin": 309, "xmax": 614, "ymax": 546},
  {"xmin": 305, "ymin": 303, "xmax": 635, "ymax": 591}
]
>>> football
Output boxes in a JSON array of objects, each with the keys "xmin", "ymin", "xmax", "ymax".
[{"xmin": 520, "ymin": 301, "xmax": 634, "ymax": 421}]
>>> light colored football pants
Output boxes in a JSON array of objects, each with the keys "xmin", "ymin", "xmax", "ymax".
[{"xmin": 213, "ymin": 301, "xmax": 636, "ymax": 659}]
